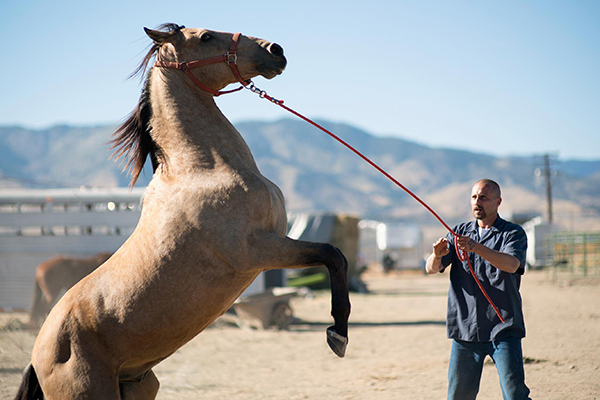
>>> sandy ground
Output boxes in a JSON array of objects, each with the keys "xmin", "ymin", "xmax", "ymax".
[{"xmin": 1, "ymin": 269, "xmax": 599, "ymax": 400}]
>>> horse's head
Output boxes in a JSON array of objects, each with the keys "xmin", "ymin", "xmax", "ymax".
[
  {"xmin": 144, "ymin": 24, "xmax": 287, "ymax": 93},
  {"xmin": 112, "ymin": 24, "xmax": 287, "ymax": 187}
]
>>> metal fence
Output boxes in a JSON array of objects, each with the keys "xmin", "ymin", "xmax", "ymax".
[{"xmin": 544, "ymin": 232, "xmax": 600, "ymax": 279}]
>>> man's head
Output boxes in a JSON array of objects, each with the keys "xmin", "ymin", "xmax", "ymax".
[{"xmin": 471, "ymin": 179, "xmax": 502, "ymax": 226}]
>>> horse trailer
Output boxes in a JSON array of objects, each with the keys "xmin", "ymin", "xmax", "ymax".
[{"xmin": 0, "ymin": 187, "xmax": 143, "ymax": 310}]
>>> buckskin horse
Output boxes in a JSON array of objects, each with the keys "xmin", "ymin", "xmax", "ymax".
[{"xmin": 14, "ymin": 24, "xmax": 350, "ymax": 399}]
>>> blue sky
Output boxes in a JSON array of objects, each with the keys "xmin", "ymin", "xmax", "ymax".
[{"xmin": 1, "ymin": 1, "xmax": 598, "ymax": 160}]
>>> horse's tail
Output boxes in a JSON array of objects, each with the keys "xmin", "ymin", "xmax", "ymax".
[
  {"xmin": 13, "ymin": 363, "xmax": 44, "ymax": 400},
  {"xmin": 27, "ymin": 280, "xmax": 44, "ymax": 329}
]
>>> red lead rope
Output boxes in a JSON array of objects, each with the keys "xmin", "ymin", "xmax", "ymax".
[{"xmin": 246, "ymin": 83, "xmax": 505, "ymax": 323}]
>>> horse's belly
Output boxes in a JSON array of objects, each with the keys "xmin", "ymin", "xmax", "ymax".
[{"xmin": 34, "ymin": 264, "xmax": 259, "ymax": 377}]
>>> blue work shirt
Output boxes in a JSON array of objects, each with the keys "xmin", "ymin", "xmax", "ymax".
[{"xmin": 439, "ymin": 216, "xmax": 528, "ymax": 342}]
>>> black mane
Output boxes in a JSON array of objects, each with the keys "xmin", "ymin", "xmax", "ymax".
[
  {"xmin": 109, "ymin": 70, "xmax": 160, "ymax": 187},
  {"xmin": 109, "ymin": 24, "xmax": 182, "ymax": 186}
]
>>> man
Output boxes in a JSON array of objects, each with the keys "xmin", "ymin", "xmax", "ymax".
[{"xmin": 425, "ymin": 179, "xmax": 531, "ymax": 400}]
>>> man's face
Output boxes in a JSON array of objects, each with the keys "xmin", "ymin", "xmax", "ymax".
[{"xmin": 471, "ymin": 182, "xmax": 501, "ymax": 221}]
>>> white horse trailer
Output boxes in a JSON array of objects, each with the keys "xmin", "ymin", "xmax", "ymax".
[
  {"xmin": 522, "ymin": 216, "xmax": 559, "ymax": 269},
  {"xmin": 357, "ymin": 220, "xmax": 386, "ymax": 268},
  {"xmin": 0, "ymin": 188, "xmax": 144, "ymax": 310},
  {"xmin": 372, "ymin": 221, "xmax": 425, "ymax": 270}
]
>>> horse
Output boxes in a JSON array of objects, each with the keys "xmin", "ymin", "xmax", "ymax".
[
  {"xmin": 15, "ymin": 24, "xmax": 350, "ymax": 400},
  {"xmin": 27, "ymin": 252, "xmax": 113, "ymax": 329}
]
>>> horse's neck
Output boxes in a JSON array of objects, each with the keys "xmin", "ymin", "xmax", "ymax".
[{"xmin": 150, "ymin": 74, "xmax": 258, "ymax": 175}]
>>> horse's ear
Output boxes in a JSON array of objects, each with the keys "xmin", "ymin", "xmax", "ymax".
[{"xmin": 144, "ymin": 27, "xmax": 177, "ymax": 45}]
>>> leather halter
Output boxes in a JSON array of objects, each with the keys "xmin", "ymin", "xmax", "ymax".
[{"xmin": 153, "ymin": 32, "xmax": 250, "ymax": 97}]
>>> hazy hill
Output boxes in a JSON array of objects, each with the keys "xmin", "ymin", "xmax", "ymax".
[
  {"xmin": 0, "ymin": 124, "xmax": 130, "ymax": 188},
  {"xmin": 1, "ymin": 119, "xmax": 599, "ymax": 230}
]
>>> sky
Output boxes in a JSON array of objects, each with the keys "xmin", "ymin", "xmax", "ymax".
[{"xmin": 1, "ymin": 1, "xmax": 599, "ymax": 160}]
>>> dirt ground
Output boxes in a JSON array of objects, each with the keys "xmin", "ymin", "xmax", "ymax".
[{"xmin": 1, "ymin": 269, "xmax": 599, "ymax": 400}]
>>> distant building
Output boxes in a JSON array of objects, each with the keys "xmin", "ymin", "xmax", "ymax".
[
  {"xmin": 359, "ymin": 220, "xmax": 425, "ymax": 270},
  {"xmin": 522, "ymin": 216, "xmax": 559, "ymax": 269}
]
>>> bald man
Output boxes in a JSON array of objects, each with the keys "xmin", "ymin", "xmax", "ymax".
[{"xmin": 426, "ymin": 179, "xmax": 531, "ymax": 400}]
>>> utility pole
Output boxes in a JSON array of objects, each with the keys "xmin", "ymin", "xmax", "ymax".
[
  {"xmin": 535, "ymin": 154, "xmax": 557, "ymax": 224},
  {"xmin": 543, "ymin": 154, "xmax": 553, "ymax": 224}
]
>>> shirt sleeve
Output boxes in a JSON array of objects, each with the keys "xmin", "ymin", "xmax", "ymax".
[{"xmin": 500, "ymin": 225, "xmax": 528, "ymax": 274}]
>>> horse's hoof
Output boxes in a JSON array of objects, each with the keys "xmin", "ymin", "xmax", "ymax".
[{"xmin": 326, "ymin": 326, "xmax": 347, "ymax": 358}]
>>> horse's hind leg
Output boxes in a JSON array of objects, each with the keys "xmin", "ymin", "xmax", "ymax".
[
  {"xmin": 249, "ymin": 233, "xmax": 351, "ymax": 357},
  {"xmin": 120, "ymin": 370, "xmax": 160, "ymax": 400}
]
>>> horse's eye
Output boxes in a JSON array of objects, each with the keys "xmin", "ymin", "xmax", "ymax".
[{"xmin": 201, "ymin": 33, "xmax": 212, "ymax": 43}]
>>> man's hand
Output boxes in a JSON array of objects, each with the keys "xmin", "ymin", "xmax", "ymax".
[
  {"xmin": 455, "ymin": 235, "xmax": 478, "ymax": 253},
  {"xmin": 433, "ymin": 237, "xmax": 450, "ymax": 258},
  {"xmin": 426, "ymin": 237, "xmax": 449, "ymax": 274}
]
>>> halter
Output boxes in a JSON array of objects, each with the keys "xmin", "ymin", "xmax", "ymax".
[{"xmin": 153, "ymin": 32, "xmax": 250, "ymax": 97}]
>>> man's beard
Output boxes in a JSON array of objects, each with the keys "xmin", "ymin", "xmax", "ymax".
[{"xmin": 473, "ymin": 208, "xmax": 486, "ymax": 220}]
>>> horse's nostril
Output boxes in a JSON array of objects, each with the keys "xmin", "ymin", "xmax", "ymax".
[{"xmin": 268, "ymin": 43, "xmax": 284, "ymax": 57}]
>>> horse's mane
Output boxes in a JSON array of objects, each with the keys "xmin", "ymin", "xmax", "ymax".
[{"xmin": 109, "ymin": 23, "xmax": 183, "ymax": 187}]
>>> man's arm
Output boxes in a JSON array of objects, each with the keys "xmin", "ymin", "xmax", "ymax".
[
  {"xmin": 455, "ymin": 236, "xmax": 521, "ymax": 273},
  {"xmin": 425, "ymin": 237, "xmax": 450, "ymax": 274}
]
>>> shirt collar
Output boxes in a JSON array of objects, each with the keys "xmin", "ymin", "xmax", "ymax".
[{"xmin": 468, "ymin": 215, "xmax": 505, "ymax": 234}]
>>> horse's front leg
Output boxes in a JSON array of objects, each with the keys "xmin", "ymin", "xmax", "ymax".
[
  {"xmin": 321, "ymin": 244, "xmax": 350, "ymax": 357},
  {"xmin": 248, "ymin": 233, "xmax": 351, "ymax": 357}
]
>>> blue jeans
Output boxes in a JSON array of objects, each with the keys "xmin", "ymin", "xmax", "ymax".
[{"xmin": 448, "ymin": 337, "xmax": 531, "ymax": 400}]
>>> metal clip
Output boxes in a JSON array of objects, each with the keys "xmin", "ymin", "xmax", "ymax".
[
  {"xmin": 247, "ymin": 82, "xmax": 260, "ymax": 94},
  {"xmin": 246, "ymin": 83, "xmax": 283, "ymax": 105},
  {"xmin": 225, "ymin": 51, "xmax": 237, "ymax": 65}
]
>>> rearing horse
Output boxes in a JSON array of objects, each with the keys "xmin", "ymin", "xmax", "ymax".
[{"xmin": 15, "ymin": 24, "xmax": 350, "ymax": 400}]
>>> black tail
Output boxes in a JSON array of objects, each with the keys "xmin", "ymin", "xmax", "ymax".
[
  {"xmin": 28, "ymin": 281, "xmax": 45, "ymax": 329},
  {"xmin": 14, "ymin": 364, "xmax": 43, "ymax": 400}
]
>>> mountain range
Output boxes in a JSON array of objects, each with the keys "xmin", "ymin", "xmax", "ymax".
[{"xmin": 1, "ymin": 119, "xmax": 599, "ymax": 232}]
